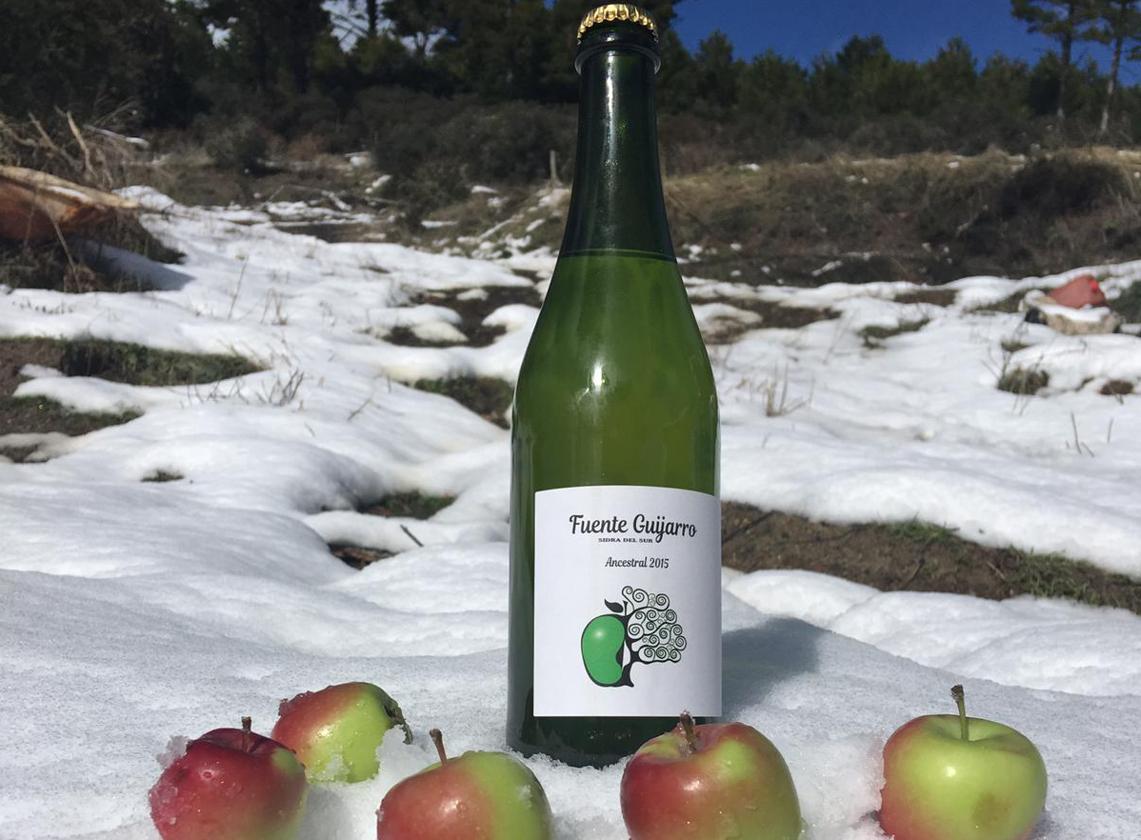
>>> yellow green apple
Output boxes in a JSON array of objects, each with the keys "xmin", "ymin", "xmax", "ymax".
[
  {"xmin": 376, "ymin": 728, "xmax": 553, "ymax": 839},
  {"xmin": 271, "ymin": 681, "xmax": 411, "ymax": 783},
  {"xmin": 879, "ymin": 685, "xmax": 1048, "ymax": 840}
]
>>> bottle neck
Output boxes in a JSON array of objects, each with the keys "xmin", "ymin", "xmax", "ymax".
[{"xmin": 559, "ymin": 44, "xmax": 674, "ymax": 262}]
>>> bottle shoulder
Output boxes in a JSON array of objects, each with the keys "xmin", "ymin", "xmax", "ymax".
[
  {"xmin": 516, "ymin": 310, "xmax": 717, "ymax": 442},
  {"xmin": 519, "ymin": 269, "xmax": 714, "ymax": 392}
]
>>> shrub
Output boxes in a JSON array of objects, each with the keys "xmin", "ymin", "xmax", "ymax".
[
  {"xmin": 361, "ymin": 87, "xmax": 575, "ymax": 221},
  {"xmin": 401, "ymin": 161, "xmax": 470, "ymax": 224},
  {"xmin": 1110, "ymin": 282, "xmax": 1141, "ymax": 323},
  {"xmin": 365, "ymin": 88, "xmax": 574, "ymax": 186},
  {"xmin": 998, "ymin": 156, "xmax": 1127, "ymax": 220},
  {"xmin": 203, "ymin": 117, "xmax": 271, "ymax": 173},
  {"xmin": 847, "ymin": 114, "xmax": 949, "ymax": 157},
  {"xmin": 998, "ymin": 367, "xmax": 1049, "ymax": 396}
]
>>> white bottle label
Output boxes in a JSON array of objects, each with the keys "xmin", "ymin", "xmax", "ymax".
[{"xmin": 533, "ymin": 485, "xmax": 722, "ymax": 718}]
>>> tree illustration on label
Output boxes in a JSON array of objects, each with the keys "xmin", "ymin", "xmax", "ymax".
[{"xmin": 580, "ymin": 585, "xmax": 686, "ymax": 687}]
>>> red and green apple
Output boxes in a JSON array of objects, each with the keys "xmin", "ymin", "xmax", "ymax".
[
  {"xmin": 376, "ymin": 728, "xmax": 553, "ymax": 840},
  {"xmin": 272, "ymin": 681, "xmax": 411, "ymax": 783},
  {"xmin": 149, "ymin": 716, "xmax": 308, "ymax": 840},
  {"xmin": 879, "ymin": 684, "xmax": 1048, "ymax": 840},
  {"xmin": 620, "ymin": 712, "xmax": 802, "ymax": 840}
]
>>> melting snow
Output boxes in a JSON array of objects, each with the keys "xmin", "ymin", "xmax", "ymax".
[{"xmin": 0, "ymin": 191, "xmax": 1139, "ymax": 838}]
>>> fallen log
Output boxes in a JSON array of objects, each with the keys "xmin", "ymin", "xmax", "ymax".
[{"xmin": 0, "ymin": 166, "xmax": 138, "ymax": 243}]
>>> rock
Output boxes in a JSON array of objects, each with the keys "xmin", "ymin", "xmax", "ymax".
[{"xmin": 1023, "ymin": 291, "xmax": 1122, "ymax": 335}]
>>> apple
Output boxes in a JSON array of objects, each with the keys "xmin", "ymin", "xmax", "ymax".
[
  {"xmin": 272, "ymin": 681, "xmax": 412, "ymax": 783},
  {"xmin": 376, "ymin": 728, "xmax": 554, "ymax": 840},
  {"xmin": 149, "ymin": 716, "xmax": 308, "ymax": 840},
  {"xmin": 620, "ymin": 712, "xmax": 801, "ymax": 840},
  {"xmin": 879, "ymin": 684, "xmax": 1048, "ymax": 840}
]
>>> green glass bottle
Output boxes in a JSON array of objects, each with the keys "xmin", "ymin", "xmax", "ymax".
[{"xmin": 507, "ymin": 4, "xmax": 721, "ymax": 767}]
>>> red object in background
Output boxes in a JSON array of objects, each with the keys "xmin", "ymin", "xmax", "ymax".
[{"xmin": 1046, "ymin": 274, "xmax": 1107, "ymax": 308}]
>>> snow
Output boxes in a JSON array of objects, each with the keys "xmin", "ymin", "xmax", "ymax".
[
  {"xmin": 0, "ymin": 192, "xmax": 1140, "ymax": 838},
  {"xmin": 726, "ymin": 570, "xmax": 1141, "ymax": 697},
  {"xmin": 685, "ymin": 270, "xmax": 1141, "ymax": 576}
]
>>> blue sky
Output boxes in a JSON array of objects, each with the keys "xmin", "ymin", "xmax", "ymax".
[{"xmin": 670, "ymin": 0, "xmax": 1120, "ymax": 71}]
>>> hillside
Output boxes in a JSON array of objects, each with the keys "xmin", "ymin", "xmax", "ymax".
[{"xmin": 133, "ymin": 146, "xmax": 1141, "ymax": 291}]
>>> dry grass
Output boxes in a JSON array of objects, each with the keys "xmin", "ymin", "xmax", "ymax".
[
  {"xmin": 0, "ymin": 111, "xmax": 144, "ymax": 190},
  {"xmin": 860, "ymin": 319, "xmax": 930, "ymax": 347},
  {"xmin": 411, "ymin": 148, "xmax": 1141, "ymax": 289},
  {"xmin": 412, "ymin": 377, "xmax": 513, "ymax": 428},
  {"xmin": 997, "ymin": 367, "xmax": 1049, "ymax": 396},
  {"xmin": 895, "ymin": 286, "xmax": 957, "ymax": 306},
  {"xmin": 1110, "ymin": 282, "xmax": 1141, "ymax": 323},
  {"xmin": 722, "ymin": 503, "xmax": 1141, "ymax": 614},
  {"xmin": 0, "ymin": 112, "xmax": 184, "ymax": 292},
  {"xmin": 1100, "ymin": 379, "xmax": 1134, "ymax": 397},
  {"xmin": 663, "ymin": 149, "xmax": 1141, "ymax": 286}
]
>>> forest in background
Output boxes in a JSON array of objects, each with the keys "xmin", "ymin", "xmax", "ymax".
[
  {"xmin": 4, "ymin": 1, "xmax": 1141, "ymax": 183},
  {"xmin": 4, "ymin": 0, "xmax": 1141, "ymax": 287}
]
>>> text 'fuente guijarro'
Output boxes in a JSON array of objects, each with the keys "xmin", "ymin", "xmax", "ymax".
[{"xmin": 568, "ymin": 514, "xmax": 699, "ymax": 543}]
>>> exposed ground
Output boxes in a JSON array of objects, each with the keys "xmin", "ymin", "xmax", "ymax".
[
  {"xmin": 128, "ymin": 147, "xmax": 1141, "ymax": 290},
  {"xmin": 0, "ymin": 337, "xmax": 258, "ymax": 460},
  {"xmin": 722, "ymin": 502, "xmax": 1141, "ymax": 615},
  {"xmin": 407, "ymin": 148, "xmax": 1141, "ymax": 287},
  {"xmin": 0, "ymin": 339, "xmax": 137, "ymax": 456},
  {"xmin": 6, "ymin": 145, "xmax": 1140, "ymax": 615},
  {"xmin": 411, "ymin": 377, "xmax": 513, "ymax": 428},
  {"xmin": 324, "ymin": 490, "xmax": 1141, "ymax": 615},
  {"xmin": 330, "ymin": 492, "xmax": 457, "ymax": 569},
  {"xmin": 391, "ymin": 286, "xmax": 542, "ymax": 348}
]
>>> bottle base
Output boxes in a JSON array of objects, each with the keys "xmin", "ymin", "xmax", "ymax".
[{"xmin": 508, "ymin": 714, "xmax": 683, "ymax": 768}]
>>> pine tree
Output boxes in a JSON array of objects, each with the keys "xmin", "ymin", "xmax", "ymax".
[
  {"xmin": 737, "ymin": 50, "xmax": 808, "ymax": 148},
  {"xmin": 1088, "ymin": 0, "xmax": 1141, "ymax": 133},
  {"xmin": 198, "ymin": 0, "xmax": 330, "ymax": 95},
  {"xmin": 657, "ymin": 28, "xmax": 699, "ymax": 111},
  {"xmin": 0, "ymin": 0, "xmax": 211, "ymax": 124},
  {"xmin": 1011, "ymin": 0, "xmax": 1097, "ymax": 120},
  {"xmin": 694, "ymin": 31, "xmax": 739, "ymax": 112},
  {"xmin": 928, "ymin": 37, "xmax": 978, "ymax": 102},
  {"xmin": 539, "ymin": 0, "xmax": 688, "ymax": 101}
]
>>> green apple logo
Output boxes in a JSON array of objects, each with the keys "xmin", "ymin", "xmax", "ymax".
[{"xmin": 580, "ymin": 586, "xmax": 686, "ymax": 688}]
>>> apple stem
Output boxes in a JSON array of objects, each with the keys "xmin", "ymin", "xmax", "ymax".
[
  {"xmin": 429, "ymin": 728, "xmax": 448, "ymax": 765},
  {"xmin": 679, "ymin": 711, "xmax": 700, "ymax": 755},
  {"xmin": 241, "ymin": 716, "xmax": 252, "ymax": 752},
  {"xmin": 951, "ymin": 685, "xmax": 970, "ymax": 742}
]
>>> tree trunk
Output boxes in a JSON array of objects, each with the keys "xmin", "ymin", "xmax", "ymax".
[
  {"xmin": 1101, "ymin": 33, "xmax": 1124, "ymax": 135},
  {"xmin": 1058, "ymin": 31, "xmax": 1072, "ymax": 121},
  {"xmin": 1098, "ymin": 1, "xmax": 1131, "ymax": 137},
  {"xmin": 252, "ymin": 10, "xmax": 270, "ymax": 94},
  {"xmin": 285, "ymin": 0, "xmax": 313, "ymax": 93},
  {"xmin": 367, "ymin": 0, "xmax": 379, "ymax": 36}
]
